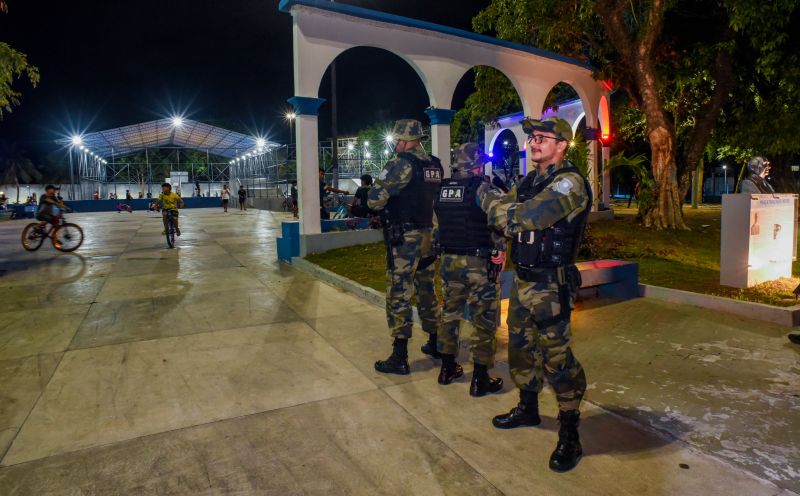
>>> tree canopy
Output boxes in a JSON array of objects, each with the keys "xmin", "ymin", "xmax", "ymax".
[
  {"xmin": 0, "ymin": 2, "xmax": 39, "ymax": 118},
  {"xmin": 466, "ymin": 0, "xmax": 799, "ymax": 228}
]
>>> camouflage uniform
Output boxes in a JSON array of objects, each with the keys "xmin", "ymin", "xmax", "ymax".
[
  {"xmin": 478, "ymin": 120, "xmax": 589, "ymax": 412},
  {"xmin": 437, "ymin": 144, "xmax": 505, "ymax": 367},
  {"xmin": 368, "ymin": 120, "xmax": 440, "ymax": 340}
]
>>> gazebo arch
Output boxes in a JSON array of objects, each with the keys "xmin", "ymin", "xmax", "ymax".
[{"xmin": 280, "ymin": 0, "xmax": 607, "ymax": 237}]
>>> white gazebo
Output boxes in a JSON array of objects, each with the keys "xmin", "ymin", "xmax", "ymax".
[{"xmin": 280, "ymin": 0, "xmax": 611, "ymax": 241}]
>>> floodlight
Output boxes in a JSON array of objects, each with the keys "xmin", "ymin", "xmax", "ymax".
[
  {"xmin": 256, "ymin": 138, "xmax": 266, "ymax": 149},
  {"xmin": 383, "ymin": 150, "xmax": 389, "ymax": 156},
  {"xmin": 79, "ymin": 145, "xmax": 85, "ymax": 151},
  {"xmin": 488, "ymin": 152, "xmax": 494, "ymax": 158},
  {"xmin": 171, "ymin": 116, "xmax": 184, "ymax": 128},
  {"xmin": 364, "ymin": 141, "xmax": 370, "ymax": 147},
  {"xmin": 365, "ymin": 151, "xmax": 371, "ymax": 159},
  {"xmin": 71, "ymin": 135, "xmax": 82, "ymax": 146},
  {"xmin": 384, "ymin": 134, "xmax": 393, "ymax": 144},
  {"xmin": 722, "ymin": 165, "xmax": 727, "ymax": 170},
  {"xmin": 503, "ymin": 141, "xmax": 509, "ymax": 145},
  {"xmin": 285, "ymin": 112, "xmax": 296, "ymax": 120},
  {"xmin": 347, "ymin": 143, "xmax": 354, "ymax": 151}
]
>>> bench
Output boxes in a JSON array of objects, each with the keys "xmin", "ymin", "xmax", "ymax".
[{"xmin": 499, "ymin": 260, "xmax": 639, "ymax": 300}]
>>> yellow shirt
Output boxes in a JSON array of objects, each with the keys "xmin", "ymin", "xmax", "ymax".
[{"xmin": 158, "ymin": 192, "xmax": 182, "ymax": 211}]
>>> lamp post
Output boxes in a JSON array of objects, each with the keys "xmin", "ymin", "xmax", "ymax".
[{"xmin": 723, "ymin": 165, "xmax": 728, "ymax": 194}]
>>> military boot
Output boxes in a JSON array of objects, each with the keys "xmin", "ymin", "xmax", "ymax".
[
  {"xmin": 549, "ymin": 410, "xmax": 582, "ymax": 472},
  {"xmin": 492, "ymin": 389, "xmax": 541, "ymax": 428},
  {"xmin": 420, "ymin": 333, "xmax": 442, "ymax": 359},
  {"xmin": 470, "ymin": 363, "xmax": 503, "ymax": 397},
  {"xmin": 374, "ymin": 338, "xmax": 410, "ymax": 375},
  {"xmin": 437, "ymin": 354, "xmax": 463, "ymax": 385}
]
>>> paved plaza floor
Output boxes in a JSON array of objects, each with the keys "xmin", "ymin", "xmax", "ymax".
[{"xmin": 0, "ymin": 209, "xmax": 797, "ymax": 495}]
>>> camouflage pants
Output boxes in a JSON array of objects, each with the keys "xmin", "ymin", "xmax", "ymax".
[
  {"xmin": 385, "ymin": 228, "xmax": 439, "ymax": 339},
  {"xmin": 437, "ymin": 254, "xmax": 499, "ymax": 366},
  {"xmin": 507, "ymin": 275, "xmax": 587, "ymax": 411}
]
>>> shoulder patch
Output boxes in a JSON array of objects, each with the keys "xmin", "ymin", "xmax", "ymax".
[
  {"xmin": 423, "ymin": 167, "xmax": 442, "ymax": 182},
  {"xmin": 555, "ymin": 178, "xmax": 574, "ymax": 195}
]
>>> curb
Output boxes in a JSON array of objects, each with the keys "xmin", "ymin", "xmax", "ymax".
[
  {"xmin": 291, "ymin": 257, "xmax": 386, "ymax": 308},
  {"xmin": 639, "ymin": 284, "xmax": 799, "ymax": 328},
  {"xmin": 293, "ymin": 258, "xmax": 798, "ymax": 330}
]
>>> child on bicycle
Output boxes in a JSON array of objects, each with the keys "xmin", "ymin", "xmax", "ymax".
[
  {"xmin": 154, "ymin": 183, "xmax": 184, "ymax": 236},
  {"xmin": 35, "ymin": 185, "xmax": 69, "ymax": 232}
]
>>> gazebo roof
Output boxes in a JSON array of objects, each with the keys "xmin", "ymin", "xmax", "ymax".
[{"xmin": 62, "ymin": 119, "xmax": 276, "ymax": 159}]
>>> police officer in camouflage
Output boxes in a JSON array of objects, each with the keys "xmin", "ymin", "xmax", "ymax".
[
  {"xmin": 434, "ymin": 143, "xmax": 506, "ymax": 396},
  {"xmin": 477, "ymin": 117, "xmax": 591, "ymax": 472},
  {"xmin": 370, "ymin": 119, "xmax": 444, "ymax": 375}
]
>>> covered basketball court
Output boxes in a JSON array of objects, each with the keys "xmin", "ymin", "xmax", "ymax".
[{"xmin": 60, "ymin": 118, "xmax": 283, "ymax": 201}]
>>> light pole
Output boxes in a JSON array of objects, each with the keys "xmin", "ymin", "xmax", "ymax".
[{"xmin": 723, "ymin": 165, "xmax": 728, "ymax": 194}]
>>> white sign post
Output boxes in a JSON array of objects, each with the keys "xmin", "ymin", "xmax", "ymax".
[{"xmin": 720, "ymin": 193, "xmax": 798, "ymax": 288}]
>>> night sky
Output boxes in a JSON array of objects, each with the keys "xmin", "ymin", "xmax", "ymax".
[{"xmin": 0, "ymin": 0, "xmax": 491, "ymax": 162}]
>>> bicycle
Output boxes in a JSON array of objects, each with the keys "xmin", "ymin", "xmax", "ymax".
[
  {"xmin": 164, "ymin": 209, "xmax": 178, "ymax": 248},
  {"xmin": 21, "ymin": 212, "xmax": 84, "ymax": 252}
]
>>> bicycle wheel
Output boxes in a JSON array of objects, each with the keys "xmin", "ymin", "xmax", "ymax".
[
  {"xmin": 166, "ymin": 217, "xmax": 175, "ymax": 248},
  {"xmin": 21, "ymin": 223, "xmax": 45, "ymax": 251},
  {"xmin": 52, "ymin": 223, "xmax": 84, "ymax": 252}
]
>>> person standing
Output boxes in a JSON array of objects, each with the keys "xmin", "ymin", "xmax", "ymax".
[
  {"xmin": 369, "ymin": 119, "xmax": 443, "ymax": 375},
  {"xmin": 477, "ymin": 117, "xmax": 591, "ymax": 472},
  {"xmin": 221, "ymin": 184, "xmax": 231, "ymax": 212},
  {"xmin": 434, "ymin": 143, "xmax": 506, "ymax": 395},
  {"xmin": 318, "ymin": 168, "xmax": 349, "ymax": 220},
  {"xmin": 739, "ymin": 156, "xmax": 774, "ymax": 194},
  {"xmin": 238, "ymin": 185, "xmax": 247, "ymax": 211}
]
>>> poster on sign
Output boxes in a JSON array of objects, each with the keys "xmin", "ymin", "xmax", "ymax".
[{"xmin": 720, "ymin": 194, "xmax": 798, "ymax": 288}]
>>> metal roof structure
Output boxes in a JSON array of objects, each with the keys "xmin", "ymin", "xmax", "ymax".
[{"xmin": 62, "ymin": 118, "xmax": 276, "ymax": 159}]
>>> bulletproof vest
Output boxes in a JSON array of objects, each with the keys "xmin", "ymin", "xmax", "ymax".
[
  {"xmin": 434, "ymin": 175, "xmax": 493, "ymax": 250},
  {"xmin": 386, "ymin": 152, "xmax": 443, "ymax": 228},
  {"xmin": 511, "ymin": 164, "xmax": 592, "ymax": 268}
]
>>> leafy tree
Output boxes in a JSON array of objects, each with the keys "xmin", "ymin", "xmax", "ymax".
[
  {"xmin": 0, "ymin": 141, "xmax": 40, "ymax": 202},
  {"xmin": 451, "ymin": 67, "xmax": 523, "ymax": 147},
  {"xmin": 470, "ymin": 0, "xmax": 798, "ymax": 229},
  {"xmin": 0, "ymin": 2, "xmax": 40, "ymax": 118}
]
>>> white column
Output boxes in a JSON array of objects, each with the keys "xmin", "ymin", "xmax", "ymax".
[
  {"xmin": 430, "ymin": 125, "xmax": 452, "ymax": 178},
  {"xmin": 288, "ymin": 96, "xmax": 326, "ymax": 236},
  {"xmin": 425, "ymin": 108, "xmax": 457, "ymax": 178}
]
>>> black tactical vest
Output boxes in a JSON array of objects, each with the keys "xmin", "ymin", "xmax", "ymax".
[
  {"xmin": 434, "ymin": 175, "xmax": 493, "ymax": 250},
  {"xmin": 386, "ymin": 152, "xmax": 443, "ymax": 228},
  {"xmin": 511, "ymin": 164, "xmax": 592, "ymax": 268}
]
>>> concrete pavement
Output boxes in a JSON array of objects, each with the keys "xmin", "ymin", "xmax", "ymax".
[{"xmin": 0, "ymin": 209, "xmax": 796, "ymax": 495}]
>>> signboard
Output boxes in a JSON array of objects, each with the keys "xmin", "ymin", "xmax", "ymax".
[{"xmin": 721, "ymin": 194, "xmax": 798, "ymax": 288}]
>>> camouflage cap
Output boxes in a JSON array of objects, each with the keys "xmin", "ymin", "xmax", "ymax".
[
  {"xmin": 520, "ymin": 116, "xmax": 573, "ymax": 142},
  {"xmin": 391, "ymin": 119, "xmax": 428, "ymax": 141},
  {"xmin": 453, "ymin": 142, "xmax": 487, "ymax": 169}
]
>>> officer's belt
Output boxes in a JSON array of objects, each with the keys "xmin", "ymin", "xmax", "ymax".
[
  {"xmin": 515, "ymin": 265, "xmax": 566, "ymax": 285},
  {"xmin": 441, "ymin": 247, "xmax": 491, "ymax": 257}
]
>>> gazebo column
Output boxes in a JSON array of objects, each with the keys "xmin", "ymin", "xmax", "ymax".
[
  {"xmin": 425, "ymin": 108, "xmax": 457, "ymax": 178},
  {"xmin": 288, "ymin": 96, "xmax": 326, "ymax": 236}
]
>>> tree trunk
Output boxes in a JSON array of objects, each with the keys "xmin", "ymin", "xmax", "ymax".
[{"xmin": 642, "ymin": 126, "xmax": 687, "ymax": 229}]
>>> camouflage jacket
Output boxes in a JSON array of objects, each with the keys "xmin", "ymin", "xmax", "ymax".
[
  {"xmin": 367, "ymin": 145, "xmax": 430, "ymax": 212},
  {"xmin": 477, "ymin": 159, "xmax": 589, "ymax": 235}
]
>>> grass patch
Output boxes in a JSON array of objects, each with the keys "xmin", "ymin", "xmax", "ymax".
[{"xmin": 305, "ymin": 203, "xmax": 800, "ymax": 307}]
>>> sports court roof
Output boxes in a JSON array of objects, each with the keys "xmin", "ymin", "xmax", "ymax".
[{"xmin": 61, "ymin": 118, "xmax": 276, "ymax": 159}]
